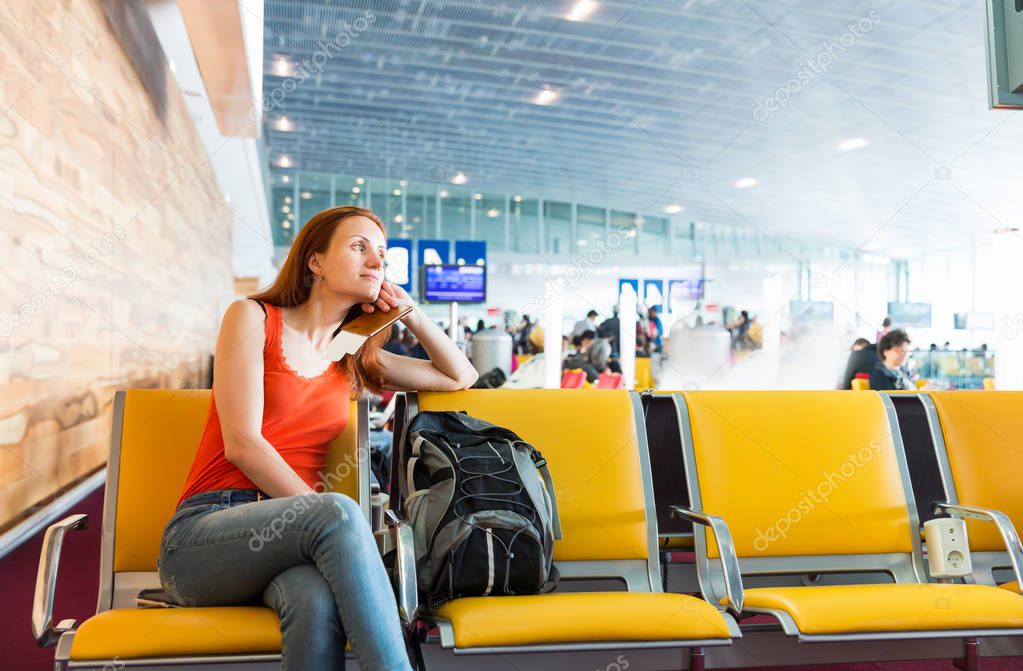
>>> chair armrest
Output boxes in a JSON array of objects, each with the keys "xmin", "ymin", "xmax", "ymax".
[
  {"xmin": 385, "ymin": 509, "xmax": 419, "ymax": 625},
  {"xmin": 933, "ymin": 501, "xmax": 1023, "ymax": 592},
  {"xmin": 32, "ymin": 514, "xmax": 89, "ymax": 646},
  {"xmin": 671, "ymin": 505, "xmax": 744, "ymax": 615}
]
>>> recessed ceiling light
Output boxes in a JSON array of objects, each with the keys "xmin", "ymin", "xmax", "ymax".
[
  {"xmin": 394, "ymin": 214, "xmax": 404, "ymax": 223},
  {"xmin": 451, "ymin": 172, "xmax": 468, "ymax": 185},
  {"xmin": 399, "ymin": 180, "xmax": 408, "ymax": 187},
  {"xmin": 281, "ymin": 206, "xmax": 290, "ymax": 213},
  {"xmin": 665, "ymin": 204, "xmax": 684, "ymax": 214},
  {"xmin": 282, "ymin": 175, "xmax": 290, "ymax": 183},
  {"xmin": 282, "ymin": 221, "xmax": 291, "ymax": 229},
  {"xmin": 276, "ymin": 116, "xmax": 293, "ymax": 132},
  {"xmin": 532, "ymin": 85, "xmax": 559, "ymax": 105},
  {"xmin": 734, "ymin": 177, "xmax": 758, "ymax": 189},
  {"xmin": 273, "ymin": 56, "xmax": 293, "ymax": 77},
  {"xmin": 352, "ymin": 186, "xmax": 361, "ymax": 194},
  {"xmin": 836, "ymin": 137, "xmax": 870, "ymax": 151},
  {"xmin": 566, "ymin": 0, "xmax": 598, "ymax": 21},
  {"xmin": 513, "ymin": 195, "xmax": 523, "ymax": 202},
  {"xmin": 439, "ymin": 190, "xmax": 450, "ymax": 198},
  {"xmin": 301, "ymin": 191, "xmax": 312, "ymax": 199},
  {"xmin": 392, "ymin": 188, "xmax": 402, "ymax": 196},
  {"xmin": 277, "ymin": 155, "xmax": 292, "ymax": 168},
  {"xmin": 487, "ymin": 208, "xmax": 500, "ymax": 218},
  {"xmin": 284, "ymin": 196, "xmax": 292, "ymax": 204},
  {"xmin": 355, "ymin": 177, "xmax": 365, "ymax": 185},
  {"xmin": 474, "ymin": 193, "xmax": 483, "ymax": 200}
]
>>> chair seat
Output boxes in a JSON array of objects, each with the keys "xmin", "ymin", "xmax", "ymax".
[
  {"xmin": 431, "ymin": 591, "xmax": 732, "ymax": 649},
  {"xmin": 1001, "ymin": 580, "xmax": 1021, "ymax": 594},
  {"xmin": 69, "ymin": 607, "xmax": 281, "ymax": 660},
  {"xmin": 744, "ymin": 584, "xmax": 1023, "ymax": 636}
]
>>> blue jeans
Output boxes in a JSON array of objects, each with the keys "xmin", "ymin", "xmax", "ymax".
[{"xmin": 157, "ymin": 489, "xmax": 411, "ymax": 671}]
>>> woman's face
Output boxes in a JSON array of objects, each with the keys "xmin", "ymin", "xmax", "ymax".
[
  {"xmin": 313, "ymin": 215, "xmax": 387, "ymax": 302},
  {"xmin": 884, "ymin": 342, "xmax": 909, "ymax": 367}
]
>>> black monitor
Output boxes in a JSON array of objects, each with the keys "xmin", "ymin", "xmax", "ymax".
[{"xmin": 420, "ymin": 264, "xmax": 486, "ymax": 303}]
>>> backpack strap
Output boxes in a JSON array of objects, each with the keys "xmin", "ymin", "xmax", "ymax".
[{"xmin": 531, "ymin": 451, "xmax": 562, "ymax": 539}]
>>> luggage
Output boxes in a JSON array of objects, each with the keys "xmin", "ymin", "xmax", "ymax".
[{"xmin": 399, "ymin": 410, "xmax": 561, "ymax": 606}]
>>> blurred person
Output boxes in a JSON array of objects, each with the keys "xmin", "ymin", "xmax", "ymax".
[
  {"xmin": 838, "ymin": 337, "xmax": 879, "ymax": 389},
  {"xmin": 870, "ymin": 329, "xmax": 914, "ymax": 391},
  {"xmin": 572, "ymin": 309, "xmax": 600, "ymax": 337},
  {"xmin": 646, "ymin": 306, "xmax": 664, "ymax": 352},
  {"xmin": 876, "ymin": 316, "xmax": 892, "ymax": 342},
  {"xmin": 475, "ymin": 318, "xmax": 486, "ymax": 333},
  {"xmin": 564, "ymin": 329, "xmax": 611, "ymax": 383},
  {"xmin": 382, "ymin": 323, "xmax": 407, "ymax": 356},
  {"xmin": 597, "ymin": 305, "xmax": 621, "ymax": 357}
]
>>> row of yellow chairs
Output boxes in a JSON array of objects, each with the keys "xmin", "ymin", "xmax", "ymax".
[{"xmin": 33, "ymin": 388, "xmax": 1023, "ymax": 670}]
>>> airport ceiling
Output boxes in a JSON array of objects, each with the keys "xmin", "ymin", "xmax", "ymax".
[{"xmin": 262, "ymin": 0, "xmax": 1023, "ymax": 257}]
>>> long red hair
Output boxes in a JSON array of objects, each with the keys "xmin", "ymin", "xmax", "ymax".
[{"xmin": 250, "ymin": 206, "xmax": 390, "ymax": 395}]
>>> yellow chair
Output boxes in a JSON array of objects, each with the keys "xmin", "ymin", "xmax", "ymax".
[
  {"xmin": 635, "ymin": 357, "xmax": 654, "ymax": 390},
  {"xmin": 387, "ymin": 390, "xmax": 738, "ymax": 666},
  {"xmin": 33, "ymin": 389, "xmax": 368, "ymax": 669},
  {"xmin": 983, "ymin": 377, "xmax": 995, "ymax": 390},
  {"xmin": 921, "ymin": 391, "xmax": 1023, "ymax": 594},
  {"xmin": 850, "ymin": 377, "xmax": 870, "ymax": 391},
  {"xmin": 669, "ymin": 390, "xmax": 1023, "ymax": 669}
]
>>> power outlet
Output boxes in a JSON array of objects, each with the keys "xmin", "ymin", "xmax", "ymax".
[{"xmin": 924, "ymin": 518, "xmax": 973, "ymax": 579}]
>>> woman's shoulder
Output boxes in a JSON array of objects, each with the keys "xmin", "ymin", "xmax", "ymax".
[{"xmin": 225, "ymin": 298, "xmax": 271, "ymax": 323}]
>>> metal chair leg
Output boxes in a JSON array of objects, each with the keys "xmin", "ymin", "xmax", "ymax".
[
  {"xmin": 953, "ymin": 637, "xmax": 981, "ymax": 671},
  {"xmin": 689, "ymin": 646, "xmax": 705, "ymax": 671}
]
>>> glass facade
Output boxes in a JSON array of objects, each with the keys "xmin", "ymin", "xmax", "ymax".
[{"xmin": 267, "ymin": 171, "xmax": 739, "ymax": 261}]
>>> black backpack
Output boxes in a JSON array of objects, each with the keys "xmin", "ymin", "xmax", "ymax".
[{"xmin": 399, "ymin": 411, "xmax": 562, "ymax": 607}]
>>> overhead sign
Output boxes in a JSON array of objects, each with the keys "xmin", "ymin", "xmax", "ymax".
[
  {"xmin": 384, "ymin": 239, "xmax": 413, "ymax": 292},
  {"xmin": 454, "ymin": 240, "xmax": 487, "ymax": 266}
]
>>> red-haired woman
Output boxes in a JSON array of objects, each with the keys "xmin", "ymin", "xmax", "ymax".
[{"xmin": 158, "ymin": 207, "xmax": 477, "ymax": 670}]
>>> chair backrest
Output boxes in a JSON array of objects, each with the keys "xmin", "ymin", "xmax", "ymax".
[
  {"xmin": 596, "ymin": 371, "xmax": 623, "ymax": 389},
  {"xmin": 400, "ymin": 390, "xmax": 660, "ymax": 591},
  {"xmin": 851, "ymin": 378, "xmax": 870, "ymax": 391},
  {"xmin": 983, "ymin": 377, "xmax": 995, "ymax": 391},
  {"xmin": 675, "ymin": 391, "xmax": 922, "ymax": 581},
  {"xmin": 560, "ymin": 368, "xmax": 586, "ymax": 389},
  {"xmin": 922, "ymin": 391, "xmax": 1023, "ymax": 553},
  {"xmin": 641, "ymin": 394, "xmax": 692, "ymax": 537},
  {"xmin": 887, "ymin": 393, "xmax": 945, "ymax": 527},
  {"xmin": 100, "ymin": 389, "xmax": 366, "ymax": 610}
]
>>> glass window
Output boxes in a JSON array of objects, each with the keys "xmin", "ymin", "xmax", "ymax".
[
  {"xmin": 576, "ymin": 205, "xmax": 606, "ymax": 252},
  {"xmin": 477, "ymin": 193, "xmax": 506, "ymax": 252},
  {"xmin": 368, "ymin": 179, "xmax": 403, "ymax": 237},
  {"xmin": 671, "ymin": 218, "xmax": 693, "ymax": 258},
  {"xmin": 639, "ymin": 215, "xmax": 668, "ymax": 257},
  {"xmin": 610, "ymin": 210, "xmax": 639, "ymax": 254},
  {"xmin": 271, "ymin": 173, "xmax": 295, "ymax": 246},
  {"xmin": 544, "ymin": 201, "xmax": 571, "ymax": 255},
  {"xmin": 402, "ymin": 183, "xmax": 435, "ymax": 240},
  {"xmin": 334, "ymin": 175, "xmax": 366, "ymax": 208},
  {"xmin": 440, "ymin": 189, "xmax": 471, "ymax": 242},
  {"xmin": 296, "ymin": 173, "xmax": 332, "ymax": 226},
  {"xmin": 509, "ymin": 198, "xmax": 540, "ymax": 254}
]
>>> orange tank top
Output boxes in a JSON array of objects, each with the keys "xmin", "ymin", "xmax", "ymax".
[{"xmin": 178, "ymin": 301, "xmax": 352, "ymax": 506}]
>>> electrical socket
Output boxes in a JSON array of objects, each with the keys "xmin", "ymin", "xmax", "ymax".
[{"xmin": 924, "ymin": 518, "xmax": 973, "ymax": 579}]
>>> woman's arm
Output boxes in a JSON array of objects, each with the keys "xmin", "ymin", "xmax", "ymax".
[
  {"xmin": 214, "ymin": 300, "xmax": 317, "ymax": 498},
  {"xmin": 378, "ymin": 306, "xmax": 479, "ymax": 391}
]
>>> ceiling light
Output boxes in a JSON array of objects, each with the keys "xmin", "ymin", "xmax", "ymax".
[
  {"xmin": 474, "ymin": 193, "xmax": 483, "ymax": 200},
  {"xmin": 273, "ymin": 56, "xmax": 293, "ymax": 77},
  {"xmin": 277, "ymin": 155, "xmax": 292, "ymax": 168},
  {"xmin": 664, "ymin": 204, "xmax": 684, "ymax": 214},
  {"xmin": 577, "ymin": 239, "xmax": 589, "ymax": 246},
  {"xmin": 399, "ymin": 180, "xmax": 408, "ymax": 187},
  {"xmin": 836, "ymin": 137, "xmax": 870, "ymax": 151},
  {"xmin": 352, "ymin": 186, "xmax": 361, "ymax": 194},
  {"xmin": 566, "ymin": 0, "xmax": 598, "ymax": 21},
  {"xmin": 281, "ymin": 206, "xmax": 290, "ymax": 213},
  {"xmin": 733, "ymin": 177, "xmax": 758, "ymax": 189},
  {"xmin": 282, "ymin": 221, "xmax": 291, "ymax": 229},
  {"xmin": 487, "ymin": 208, "xmax": 500, "ymax": 218},
  {"xmin": 392, "ymin": 188, "xmax": 402, "ymax": 196},
  {"xmin": 287, "ymin": 213, "xmax": 293, "ymax": 220},
  {"xmin": 355, "ymin": 177, "xmax": 365, "ymax": 184},
  {"xmin": 451, "ymin": 172, "xmax": 468, "ymax": 185},
  {"xmin": 513, "ymin": 195, "xmax": 522, "ymax": 202},
  {"xmin": 276, "ymin": 116, "xmax": 293, "ymax": 132},
  {"xmin": 284, "ymin": 196, "xmax": 292, "ymax": 204},
  {"xmin": 439, "ymin": 190, "xmax": 449, "ymax": 198},
  {"xmin": 394, "ymin": 214, "xmax": 404, "ymax": 223},
  {"xmin": 532, "ymin": 85, "xmax": 560, "ymax": 105},
  {"xmin": 301, "ymin": 191, "xmax": 312, "ymax": 199},
  {"xmin": 281, "ymin": 175, "xmax": 290, "ymax": 183}
]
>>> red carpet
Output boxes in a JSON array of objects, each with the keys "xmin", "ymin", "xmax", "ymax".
[{"xmin": 1, "ymin": 487, "xmax": 1021, "ymax": 670}]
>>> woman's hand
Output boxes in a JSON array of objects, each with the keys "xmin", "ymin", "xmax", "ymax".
[{"xmin": 360, "ymin": 281, "xmax": 413, "ymax": 314}]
